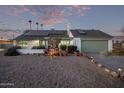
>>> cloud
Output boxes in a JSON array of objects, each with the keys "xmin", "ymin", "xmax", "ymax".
[
  {"xmin": 7, "ymin": 6, "xmax": 37, "ymax": 16},
  {"xmin": 2, "ymin": 5, "xmax": 91, "ymax": 26},
  {"xmin": 38, "ymin": 6, "xmax": 66, "ymax": 25},
  {"xmin": 66, "ymin": 5, "xmax": 91, "ymax": 16},
  {"xmin": 38, "ymin": 5, "xmax": 91, "ymax": 26}
]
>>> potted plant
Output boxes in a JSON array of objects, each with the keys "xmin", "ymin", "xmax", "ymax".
[
  {"xmin": 74, "ymin": 50, "xmax": 80, "ymax": 56},
  {"xmin": 63, "ymin": 51, "xmax": 68, "ymax": 56},
  {"xmin": 59, "ymin": 51, "xmax": 62, "ymax": 56},
  {"xmin": 79, "ymin": 52, "xmax": 83, "ymax": 56}
]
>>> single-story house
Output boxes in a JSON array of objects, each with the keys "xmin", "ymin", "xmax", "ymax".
[
  {"xmin": 113, "ymin": 36, "xmax": 124, "ymax": 48},
  {"xmin": 0, "ymin": 39, "xmax": 16, "ymax": 49},
  {"xmin": 15, "ymin": 29, "xmax": 113, "ymax": 53}
]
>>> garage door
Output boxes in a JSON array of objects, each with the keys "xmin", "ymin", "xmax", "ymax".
[{"xmin": 81, "ymin": 40, "xmax": 108, "ymax": 53}]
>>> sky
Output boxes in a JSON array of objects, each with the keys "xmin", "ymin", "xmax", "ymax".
[{"xmin": 0, "ymin": 5, "xmax": 124, "ymax": 35}]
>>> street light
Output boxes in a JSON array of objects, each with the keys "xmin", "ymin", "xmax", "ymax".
[{"xmin": 117, "ymin": 67, "xmax": 122, "ymax": 78}]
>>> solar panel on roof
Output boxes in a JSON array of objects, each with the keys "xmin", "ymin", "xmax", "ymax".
[
  {"xmin": 40, "ymin": 31, "xmax": 49, "ymax": 36},
  {"xmin": 78, "ymin": 30, "xmax": 86, "ymax": 35},
  {"xmin": 49, "ymin": 31, "xmax": 64, "ymax": 35},
  {"xmin": 24, "ymin": 31, "xmax": 49, "ymax": 36}
]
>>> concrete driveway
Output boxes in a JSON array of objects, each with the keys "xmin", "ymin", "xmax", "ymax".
[{"xmin": 87, "ymin": 53, "xmax": 124, "ymax": 71}]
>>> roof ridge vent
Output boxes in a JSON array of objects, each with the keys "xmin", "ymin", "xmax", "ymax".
[
  {"xmin": 78, "ymin": 30, "xmax": 86, "ymax": 35},
  {"xmin": 51, "ymin": 28, "xmax": 55, "ymax": 31}
]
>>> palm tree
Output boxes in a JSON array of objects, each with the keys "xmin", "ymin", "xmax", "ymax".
[
  {"xmin": 36, "ymin": 22, "xmax": 39, "ymax": 31},
  {"xmin": 40, "ymin": 24, "xmax": 43, "ymax": 30},
  {"xmin": 28, "ymin": 20, "xmax": 32, "ymax": 30}
]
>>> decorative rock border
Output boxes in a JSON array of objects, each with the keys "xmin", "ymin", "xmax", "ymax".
[
  {"xmin": 121, "ymin": 74, "xmax": 124, "ymax": 81},
  {"xmin": 104, "ymin": 68, "xmax": 111, "ymax": 73},
  {"xmin": 84, "ymin": 55, "xmax": 124, "ymax": 80},
  {"xmin": 97, "ymin": 63, "xmax": 103, "ymax": 68},
  {"xmin": 111, "ymin": 71, "xmax": 119, "ymax": 78}
]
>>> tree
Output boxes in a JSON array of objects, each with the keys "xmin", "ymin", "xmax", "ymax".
[
  {"xmin": 41, "ymin": 24, "xmax": 43, "ymax": 30},
  {"xmin": 48, "ymin": 37, "xmax": 61, "ymax": 48},
  {"xmin": 36, "ymin": 22, "xmax": 39, "ymax": 30},
  {"xmin": 28, "ymin": 20, "xmax": 32, "ymax": 30}
]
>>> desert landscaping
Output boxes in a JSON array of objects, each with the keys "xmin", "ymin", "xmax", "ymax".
[{"xmin": 0, "ymin": 51, "xmax": 124, "ymax": 88}]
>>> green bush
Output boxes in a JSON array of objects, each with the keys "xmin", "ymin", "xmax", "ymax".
[
  {"xmin": 32, "ymin": 46, "xmax": 45, "ymax": 49},
  {"xmin": 4, "ymin": 46, "xmax": 20, "ymax": 56},
  {"xmin": 60, "ymin": 45, "xmax": 67, "ymax": 51},
  {"xmin": 14, "ymin": 46, "xmax": 22, "ymax": 49},
  {"xmin": 105, "ymin": 49, "xmax": 124, "ymax": 56},
  {"xmin": 114, "ymin": 50, "xmax": 124, "ymax": 55},
  {"xmin": 67, "ymin": 45, "xmax": 77, "ymax": 53}
]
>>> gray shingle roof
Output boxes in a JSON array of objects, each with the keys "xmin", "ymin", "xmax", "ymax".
[
  {"xmin": 15, "ymin": 30, "xmax": 69, "ymax": 40},
  {"xmin": 70, "ymin": 29, "xmax": 112, "ymax": 39},
  {"xmin": 15, "ymin": 29, "xmax": 113, "ymax": 40}
]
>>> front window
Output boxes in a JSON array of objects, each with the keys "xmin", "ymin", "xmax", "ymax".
[
  {"xmin": 39, "ymin": 40, "xmax": 46, "ymax": 46},
  {"xmin": 59, "ymin": 40, "xmax": 70, "ymax": 46},
  {"xmin": 17, "ymin": 40, "xmax": 29, "ymax": 48},
  {"xmin": 17, "ymin": 40, "xmax": 47, "ymax": 48}
]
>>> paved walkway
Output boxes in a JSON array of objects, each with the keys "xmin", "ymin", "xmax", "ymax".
[{"xmin": 0, "ymin": 54, "xmax": 124, "ymax": 88}]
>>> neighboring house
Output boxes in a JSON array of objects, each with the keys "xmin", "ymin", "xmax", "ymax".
[
  {"xmin": 15, "ymin": 29, "xmax": 113, "ymax": 53},
  {"xmin": 113, "ymin": 36, "xmax": 124, "ymax": 48},
  {"xmin": 0, "ymin": 39, "xmax": 16, "ymax": 49}
]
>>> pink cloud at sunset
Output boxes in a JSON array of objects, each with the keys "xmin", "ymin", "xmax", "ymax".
[{"xmin": 5, "ymin": 5, "xmax": 91, "ymax": 26}]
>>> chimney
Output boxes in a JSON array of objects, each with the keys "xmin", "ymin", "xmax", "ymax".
[{"xmin": 66, "ymin": 23, "xmax": 73, "ymax": 38}]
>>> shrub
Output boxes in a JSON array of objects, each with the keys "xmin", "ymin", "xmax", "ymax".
[
  {"xmin": 14, "ymin": 46, "xmax": 22, "ymax": 49},
  {"xmin": 4, "ymin": 46, "xmax": 20, "ymax": 56},
  {"xmin": 105, "ymin": 49, "xmax": 124, "ymax": 56},
  {"xmin": 60, "ymin": 45, "xmax": 67, "ymax": 51},
  {"xmin": 67, "ymin": 45, "xmax": 77, "ymax": 53},
  {"xmin": 32, "ymin": 46, "xmax": 45, "ymax": 49},
  {"xmin": 113, "ymin": 41, "xmax": 123, "ymax": 52},
  {"xmin": 114, "ymin": 50, "xmax": 124, "ymax": 56}
]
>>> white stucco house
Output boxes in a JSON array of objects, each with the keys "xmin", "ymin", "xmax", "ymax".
[{"xmin": 15, "ymin": 29, "xmax": 113, "ymax": 54}]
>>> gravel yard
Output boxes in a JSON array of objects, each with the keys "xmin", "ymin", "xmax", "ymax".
[{"xmin": 0, "ymin": 52, "xmax": 124, "ymax": 88}]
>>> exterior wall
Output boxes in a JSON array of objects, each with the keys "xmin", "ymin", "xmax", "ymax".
[
  {"xmin": 67, "ymin": 29, "xmax": 82, "ymax": 52},
  {"xmin": 17, "ymin": 49, "xmax": 44, "ymax": 54},
  {"xmin": 73, "ymin": 38, "xmax": 81, "ymax": 52},
  {"xmin": 0, "ymin": 40, "xmax": 15, "ymax": 49},
  {"xmin": 69, "ymin": 39, "xmax": 74, "ymax": 45},
  {"xmin": 108, "ymin": 40, "xmax": 113, "ymax": 51}
]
